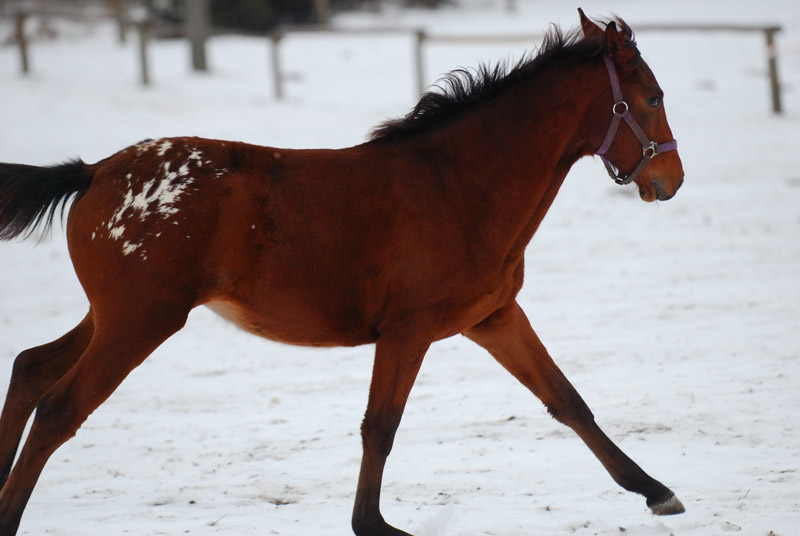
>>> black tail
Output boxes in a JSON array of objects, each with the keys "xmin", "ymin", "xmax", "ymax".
[{"xmin": 0, "ymin": 159, "xmax": 94, "ymax": 240}]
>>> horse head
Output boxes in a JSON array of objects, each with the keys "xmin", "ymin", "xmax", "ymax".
[{"xmin": 580, "ymin": 9, "xmax": 684, "ymax": 202}]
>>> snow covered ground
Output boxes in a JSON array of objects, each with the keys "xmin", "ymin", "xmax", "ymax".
[{"xmin": 0, "ymin": 1, "xmax": 798, "ymax": 534}]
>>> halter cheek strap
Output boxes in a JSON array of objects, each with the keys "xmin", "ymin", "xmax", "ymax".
[{"xmin": 595, "ymin": 54, "xmax": 677, "ymax": 185}]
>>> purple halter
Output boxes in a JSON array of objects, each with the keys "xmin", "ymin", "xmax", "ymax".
[{"xmin": 595, "ymin": 54, "xmax": 678, "ymax": 185}]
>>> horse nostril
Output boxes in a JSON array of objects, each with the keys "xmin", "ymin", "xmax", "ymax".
[
  {"xmin": 653, "ymin": 180, "xmax": 671, "ymax": 201},
  {"xmin": 653, "ymin": 177, "xmax": 683, "ymax": 201}
]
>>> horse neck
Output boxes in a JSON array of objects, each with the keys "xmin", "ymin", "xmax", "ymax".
[{"xmin": 408, "ymin": 57, "xmax": 604, "ymax": 261}]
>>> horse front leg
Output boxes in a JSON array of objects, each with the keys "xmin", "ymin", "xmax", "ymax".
[
  {"xmin": 465, "ymin": 301, "xmax": 684, "ymax": 515},
  {"xmin": 352, "ymin": 335, "xmax": 430, "ymax": 536}
]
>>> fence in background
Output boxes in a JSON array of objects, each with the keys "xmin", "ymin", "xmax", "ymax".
[
  {"xmin": 8, "ymin": 10, "xmax": 785, "ymax": 114},
  {"xmin": 269, "ymin": 24, "xmax": 785, "ymax": 114},
  {"xmin": 634, "ymin": 23, "xmax": 783, "ymax": 113},
  {"xmin": 10, "ymin": 5, "xmax": 152, "ymax": 84}
]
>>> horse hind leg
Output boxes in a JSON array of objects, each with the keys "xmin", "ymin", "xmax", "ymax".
[
  {"xmin": 0, "ymin": 312, "xmax": 94, "ymax": 487},
  {"xmin": 0, "ymin": 307, "xmax": 188, "ymax": 536}
]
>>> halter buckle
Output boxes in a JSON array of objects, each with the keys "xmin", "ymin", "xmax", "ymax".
[
  {"xmin": 643, "ymin": 140, "xmax": 658, "ymax": 159},
  {"xmin": 613, "ymin": 174, "xmax": 630, "ymax": 186}
]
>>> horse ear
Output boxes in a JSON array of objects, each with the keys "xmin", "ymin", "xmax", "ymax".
[
  {"xmin": 578, "ymin": 8, "xmax": 603, "ymax": 39},
  {"xmin": 604, "ymin": 20, "xmax": 638, "ymax": 67}
]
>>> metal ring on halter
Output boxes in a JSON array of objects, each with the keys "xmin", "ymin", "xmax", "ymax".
[
  {"xmin": 612, "ymin": 101, "xmax": 628, "ymax": 116},
  {"xmin": 643, "ymin": 141, "xmax": 658, "ymax": 158}
]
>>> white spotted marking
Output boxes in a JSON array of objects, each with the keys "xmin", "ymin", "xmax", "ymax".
[
  {"xmin": 156, "ymin": 140, "xmax": 173, "ymax": 156},
  {"xmin": 122, "ymin": 241, "xmax": 141, "ymax": 255},
  {"xmin": 134, "ymin": 139, "xmax": 158, "ymax": 155},
  {"xmin": 105, "ymin": 145, "xmax": 207, "ymax": 259},
  {"xmin": 133, "ymin": 138, "xmax": 174, "ymax": 157},
  {"xmin": 109, "ymin": 163, "xmax": 194, "ymax": 228},
  {"xmin": 108, "ymin": 225, "xmax": 125, "ymax": 240}
]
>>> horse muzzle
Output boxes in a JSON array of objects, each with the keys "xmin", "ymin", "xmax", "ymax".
[{"xmin": 653, "ymin": 176, "xmax": 683, "ymax": 201}]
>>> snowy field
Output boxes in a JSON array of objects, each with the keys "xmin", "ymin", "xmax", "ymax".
[{"xmin": 1, "ymin": 0, "xmax": 799, "ymax": 535}]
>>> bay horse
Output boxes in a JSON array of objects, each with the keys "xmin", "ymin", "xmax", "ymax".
[{"xmin": 0, "ymin": 10, "xmax": 685, "ymax": 536}]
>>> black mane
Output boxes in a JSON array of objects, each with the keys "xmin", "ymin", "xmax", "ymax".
[{"xmin": 369, "ymin": 21, "xmax": 634, "ymax": 143}]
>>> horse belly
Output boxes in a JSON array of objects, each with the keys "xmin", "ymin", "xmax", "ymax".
[{"xmin": 205, "ymin": 299, "xmax": 376, "ymax": 348}]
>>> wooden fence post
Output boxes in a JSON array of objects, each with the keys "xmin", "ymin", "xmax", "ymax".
[
  {"xmin": 414, "ymin": 29, "xmax": 426, "ymax": 96},
  {"xmin": 110, "ymin": 0, "xmax": 128, "ymax": 44},
  {"xmin": 186, "ymin": 0, "xmax": 210, "ymax": 72},
  {"xmin": 269, "ymin": 32, "xmax": 285, "ymax": 100},
  {"xmin": 136, "ymin": 19, "xmax": 151, "ymax": 86},
  {"xmin": 764, "ymin": 27, "xmax": 782, "ymax": 114},
  {"xmin": 15, "ymin": 10, "xmax": 30, "ymax": 74},
  {"xmin": 312, "ymin": 0, "xmax": 329, "ymax": 25}
]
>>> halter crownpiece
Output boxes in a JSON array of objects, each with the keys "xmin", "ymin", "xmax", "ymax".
[{"xmin": 595, "ymin": 54, "xmax": 677, "ymax": 185}]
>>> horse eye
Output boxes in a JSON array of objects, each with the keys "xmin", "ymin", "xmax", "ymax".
[{"xmin": 648, "ymin": 96, "xmax": 662, "ymax": 108}]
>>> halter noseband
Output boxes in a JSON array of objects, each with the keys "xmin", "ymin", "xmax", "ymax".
[{"xmin": 595, "ymin": 54, "xmax": 677, "ymax": 185}]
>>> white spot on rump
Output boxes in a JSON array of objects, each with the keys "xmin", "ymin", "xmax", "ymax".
[
  {"xmin": 153, "ymin": 177, "xmax": 191, "ymax": 215},
  {"xmin": 105, "ymin": 140, "xmax": 210, "ymax": 258},
  {"xmin": 133, "ymin": 138, "xmax": 174, "ymax": 157},
  {"xmin": 109, "ymin": 162, "xmax": 195, "ymax": 227},
  {"xmin": 122, "ymin": 241, "xmax": 142, "ymax": 256},
  {"xmin": 134, "ymin": 139, "xmax": 158, "ymax": 155},
  {"xmin": 108, "ymin": 225, "xmax": 125, "ymax": 240},
  {"xmin": 156, "ymin": 140, "xmax": 173, "ymax": 156}
]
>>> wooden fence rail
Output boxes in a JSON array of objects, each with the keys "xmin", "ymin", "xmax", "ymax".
[
  {"xmin": 9, "ymin": 13, "xmax": 784, "ymax": 113},
  {"xmin": 634, "ymin": 23, "xmax": 783, "ymax": 113},
  {"xmin": 268, "ymin": 23, "xmax": 785, "ymax": 113}
]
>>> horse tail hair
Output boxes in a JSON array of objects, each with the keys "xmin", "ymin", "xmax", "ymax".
[{"xmin": 0, "ymin": 159, "xmax": 94, "ymax": 241}]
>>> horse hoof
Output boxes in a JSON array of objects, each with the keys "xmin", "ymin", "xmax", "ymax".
[
  {"xmin": 352, "ymin": 518, "xmax": 413, "ymax": 536},
  {"xmin": 649, "ymin": 494, "xmax": 685, "ymax": 515},
  {"xmin": 355, "ymin": 525, "xmax": 412, "ymax": 536}
]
